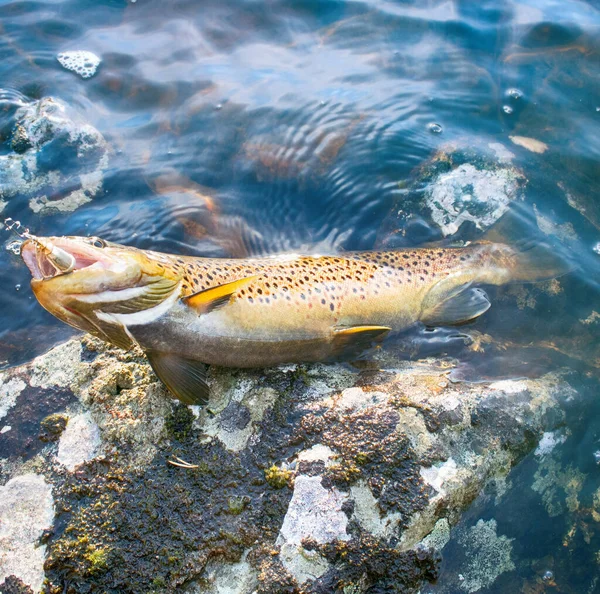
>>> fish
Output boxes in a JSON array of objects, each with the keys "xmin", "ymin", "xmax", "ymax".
[{"xmin": 20, "ymin": 235, "xmax": 568, "ymax": 405}]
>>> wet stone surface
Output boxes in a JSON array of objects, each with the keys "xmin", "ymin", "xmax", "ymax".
[{"xmin": 0, "ymin": 335, "xmax": 591, "ymax": 593}]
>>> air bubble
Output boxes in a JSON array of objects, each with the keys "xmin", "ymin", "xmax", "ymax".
[
  {"xmin": 594, "ymin": 450, "xmax": 600, "ymax": 464},
  {"xmin": 593, "ymin": 242, "xmax": 600, "ymax": 255},
  {"xmin": 14, "ymin": 284, "xmax": 21, "ymax": 291},
  {"xmin": 57, "ymin": 51, "xmax": 101, "ymax": 79},
  {"xmin": 427, "ymin": 122, "xmax": 443, "ymax": 134},
  {"xmin": 506, "ymin": 88, "xmax": 523, "ymax": 100},
  {"xmin": 502, "ymin": 105, "xmax": 513, "ymax": 114},
  {"xmin": 215, "ymin": 103, "xmax": 223, "ymax": 110},
  {"xmin": 596, "ymin": 107, "xmax": 600, "ymax": 112},
  {"xmin": 542, "ymin": 570, "xmax": 554, "ymax": 583}
]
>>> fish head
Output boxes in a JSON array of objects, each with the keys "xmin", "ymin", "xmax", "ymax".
[{"xmin": 21, "ymin": 236, "xmax": 182, "ymax": 348}]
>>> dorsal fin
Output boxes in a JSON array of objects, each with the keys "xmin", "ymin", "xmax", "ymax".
[{"xmin": 182, "ymin": 276, "xmax": 257, "ymax": 314}]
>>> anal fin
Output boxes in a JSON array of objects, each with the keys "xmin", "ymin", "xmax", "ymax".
[
  {"xmin": 421, "ymin": 287, "xmax": 490, "ymax": 326},
  {"xmin": 146, "ymin": 351, "xmax": 209, "ymax": 405},
  {"xmin": 332, "ymin": 325, "xmax": 391, "ymax": 359},
  {"xmin": 183, "ymin": 276, "xmax": 257, "ymax": 314}
]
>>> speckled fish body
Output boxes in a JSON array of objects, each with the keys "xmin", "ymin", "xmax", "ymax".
[
  {"xmin": 128, "ymin": 248, "xmax": 497, "ymax": 366},
  {"xmin": 20, "ymin": 236, "xmax": 565, "ymax": 404}
]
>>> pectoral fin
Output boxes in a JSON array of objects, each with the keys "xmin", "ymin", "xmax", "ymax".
[
  {"xmin": 421, "ymin": 286, "xmax": 490, "ymax": 326},
  {"xmin": 146, "ymin": 351, "xmax": 209, "ymax": 405},
  {"xmin": 102, "ymin": 277, "xmax": 180, "ymax": 314},
  {"xmin": 182, "ymin": 276, "xmax": 258, "ymax": 314},
  {"xmin": 332, "ymin": 325, "xmax": 391, "ymax": 358}
]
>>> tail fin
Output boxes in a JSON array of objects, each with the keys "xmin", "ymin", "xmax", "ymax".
[{"xmin": 507, "ymin": 240, "xmax": 573, "ymax": 282}]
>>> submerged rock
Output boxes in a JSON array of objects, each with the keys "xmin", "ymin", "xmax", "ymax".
[
  {"xmin": 0, "ymin": 97, "xmax": 109, "ymax": 215},
  {"xmin": 0, "ymin": 336, "xmax": 589, "ymax": 593},
  {"xmin": 378, "ymin": 140, "xmax": 526, "ymax": 245}
]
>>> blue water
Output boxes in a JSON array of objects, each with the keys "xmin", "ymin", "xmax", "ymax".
[{"xmin": 1, "ymin": 0, "xmax": 600, "ymax": 591}]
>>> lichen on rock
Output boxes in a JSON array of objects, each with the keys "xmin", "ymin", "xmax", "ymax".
[{"xmin": 0, "ymin": 473, "xmax": 54, "ymax": 592}]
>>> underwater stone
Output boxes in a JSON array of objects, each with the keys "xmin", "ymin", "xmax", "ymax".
[
  {"xmin": 377, "ymin": 141, "xmax": 526, "ymax": 245},
  {"xmin": 56, "ymin": 412, "xmax": 101, "ymax": 471},
  {"xmin": 0, "ymin": 97, "xmax": 109, "ymax": 215},
  {"xmin": 0, "ymin": 474, "xmax": 54, "ymax": 593},
  {"xmin": 534, "ymin": 431, "xmax": 566, "ymax": 457},
  {"xmin": 427, "ymin": 163, "xmax": 521, "ymax": 236},
  {"xmin": 57, "ymin": 51, "xmax": 101, "ymax": 79},
  {"xmin": 456, "ymin": 519, "xmax": 515, "ymax": 593}
]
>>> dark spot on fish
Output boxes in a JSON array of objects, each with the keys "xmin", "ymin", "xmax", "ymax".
[{"xmin": 330, "ymin": 303, "xmax": 334, "ymax": 311}]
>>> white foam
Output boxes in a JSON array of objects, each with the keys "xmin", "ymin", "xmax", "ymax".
[{"xmin": 57, "ymin": 51, "xmax": 101, "ymax": 79}]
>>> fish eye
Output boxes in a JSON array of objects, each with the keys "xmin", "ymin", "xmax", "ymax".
[{"xmin": 92, "ymin": 238, "xmax": 106, "ymax": 248}]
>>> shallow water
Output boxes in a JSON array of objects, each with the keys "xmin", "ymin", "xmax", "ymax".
[{"xmin": 1, "ymin": 0, "xmax": 600, "ymax": 591}]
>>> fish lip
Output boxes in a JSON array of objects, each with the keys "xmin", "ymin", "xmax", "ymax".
[{"xmin": 21, "ymin": 237, "xmax": 113, "ymax": 281}]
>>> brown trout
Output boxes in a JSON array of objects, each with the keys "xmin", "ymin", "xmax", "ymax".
[{"xmin": 20, "ymin": 235, "xmax": 566, "ymax": 404}]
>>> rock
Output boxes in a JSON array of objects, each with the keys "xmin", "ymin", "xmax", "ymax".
[
  {"xmin": 0, "ymin": 336, "xmax": 591, "ymax": 593},
  {"xmin": 0, "ymin": 96, "xmax": 109, "ymax": 215},
  {"xmin": 0, "ymin": 474, "xmax": 54, "ymax": 593},
  {"xmin": 56, "ymin": 413, "xmax": 101, "ymax": 471},
  {"xmin": 377, "ymin": 140, "xmax": 526, "ymax": 246}
]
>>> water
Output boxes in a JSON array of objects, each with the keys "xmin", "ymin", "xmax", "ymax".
[{"xmin": 1, "ymin": 0, "xmax": 600, "ymax": 591}]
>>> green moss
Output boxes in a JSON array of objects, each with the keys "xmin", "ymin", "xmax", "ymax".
[
  {"xmin": 265, "ymin": 464, "xmax": 292, "ymax": 489},
  {"xmin": 152, "ymin": 576, "xmax": 166, "ymax": 589},
  {"xmin": 39, "ymin": 413, "xmax": 69, "ymax": 442},
  {"xmin": 165, "ymin": 403, "xmax": 195, "ymax": 440},
  {"xmin": 228, "ymin": 495, "xmax": 249, "ymax": 515},
  {"xmin": 85, "ymin": 546, "xmax": 110, "ymax": 575}
]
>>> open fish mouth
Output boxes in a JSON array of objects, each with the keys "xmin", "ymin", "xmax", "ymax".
[{"xmin": 20, "ymin": 237, "xmax": 111, "ymax": 280}]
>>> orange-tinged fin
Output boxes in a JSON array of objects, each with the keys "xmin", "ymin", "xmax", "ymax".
[
  {"xmin": 421, "ymin": 285, "xmax": 490, "ymax": 326},
  {"xmin": 332, "ymin": 325, "xmax": 391, "ymax": 359},
  {"xmin": 146, "ymin": 351, "xmax": 209, "ymax": 405},
  {"xmin": 182, "ymin": 276, "xmax": 258, "ymax": 314}
]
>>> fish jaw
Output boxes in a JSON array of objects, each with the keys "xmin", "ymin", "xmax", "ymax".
[{"xmin": 20, "ymin": 236, "xmax": 183, "ymax": 347}]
